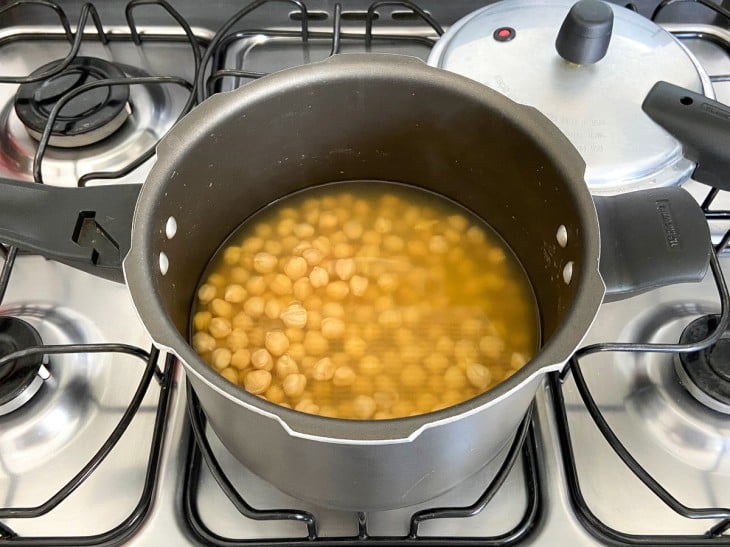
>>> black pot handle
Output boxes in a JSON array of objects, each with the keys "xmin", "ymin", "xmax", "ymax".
[
  {"xmin": 0, "ymin": 178, "xmax": 139, "ymax": 283},
  {"xmin": 642, "ymin": 81, "xmax": 730, "ymax": 190},
  {"xmin": 595, "ymin": 186, "xmax": 711, "ymax": 302}
]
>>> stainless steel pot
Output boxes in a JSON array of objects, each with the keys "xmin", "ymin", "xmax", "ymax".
[{"xmin": 0, "ymin": 54, "xmax": 714, "ymax": 510}]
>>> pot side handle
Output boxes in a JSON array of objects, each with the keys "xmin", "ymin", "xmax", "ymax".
[
  {"xmin": 0, "ymin": 178, "xmax": 139, "ymax": 283},
  {"xmin": 595, "ymin": 186, "xmax": 711, "ymax": 303}
]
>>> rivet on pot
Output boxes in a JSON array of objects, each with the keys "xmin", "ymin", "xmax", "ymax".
[
  {"xmin": 165, "ymin": 216, "xmax": 178, "ymax": 239},
  {"xmin": 159, "ymin": 252, "xmax": 169, "ymax": 276},
  {"xmin": 563, "ymin": 261, "xmax": 573, "ymax": 285},
  {"xmin": 556, "ymin": 224, "xmax": 568, "ymax": 248}
]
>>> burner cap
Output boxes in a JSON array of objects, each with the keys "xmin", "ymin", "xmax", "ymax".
[
  {"xmin": 14, "ymin": 56, "xmax": 130, "ymax": 148},
  {"xmin": 675, "ymin": 315, "xmax": 730, "ymax": 414},
  {"xmin": 0, "ymin": 317, "xmax": 49, "ymax": 416}
]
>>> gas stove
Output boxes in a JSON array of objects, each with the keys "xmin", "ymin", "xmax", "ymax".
[{"xmin": 0, "ymin": 1, "xmax": 729, "ymax": 545}]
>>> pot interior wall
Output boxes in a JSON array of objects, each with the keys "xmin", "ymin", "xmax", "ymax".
[{"xmin": 151, "ymin": 63, "xmax": 583, "ymax": 348}]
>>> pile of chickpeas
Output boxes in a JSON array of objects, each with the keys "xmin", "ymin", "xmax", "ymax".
[{"xmin": 191, "ymin": 183, "xmax": 538, "ymax": 420}]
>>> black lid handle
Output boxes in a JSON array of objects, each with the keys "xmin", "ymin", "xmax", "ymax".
[{"xmin": 642, "ymin": 81, "xmax": 730, "ymax": 191}]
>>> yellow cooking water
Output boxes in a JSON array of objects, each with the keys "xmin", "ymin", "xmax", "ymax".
[{"xmin": 190, "ymin": 181, "xmax": 539, "ymax": 420}]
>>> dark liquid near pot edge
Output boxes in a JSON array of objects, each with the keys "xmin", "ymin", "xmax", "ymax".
[{"xmin": 190, "ymin": 181, "xmax": 539, "ymax": 420}]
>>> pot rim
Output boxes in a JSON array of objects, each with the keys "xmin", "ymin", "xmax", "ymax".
[{"xmin": 123, "ymin": 53, "xmax": 605, "ymax": 443}]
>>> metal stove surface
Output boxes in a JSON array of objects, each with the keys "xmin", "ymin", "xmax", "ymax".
[{"xmin": 0, "ymin": 1, "xmax": 729, "ymax": 545}]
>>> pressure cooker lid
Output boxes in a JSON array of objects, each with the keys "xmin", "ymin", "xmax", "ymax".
[{"xmin": 427, "ymin": 0, "xmax": 714, "ymax": 195}]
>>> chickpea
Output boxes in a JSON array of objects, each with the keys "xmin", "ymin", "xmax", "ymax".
[
  {"xmin": 377, "ymin": 273, "xmax": 399, "ymax": 293},
  {"xmin": 284, "ymin": 256, "xmax": 308, "ymax": 280},
  {"xmin": 374, "ymin": 217, "xmax": 392, "ymax": 233},
  {"xmin": 243, "ymin": 296, "xmax": 265, "ymax": 318},
  {"xmin": 441, "ymin": 389, "xmax": 464, "ymax": 406},
  {"xmin": 383, "ymin": 234, "xmax": 404, "ymax": 253},
  {"xmin": 322, "ymin": 302, "xmax": 344, "ymax": 318},
  {"xmin": 193, "ymin": 332, "xmax": 216, "ymax": 353},
  {"xmin": 312, "ymin": 357, "xmax": 336, "ymax": 381},
  {"xmin": 391, "ymin": 401, "xmax": 415, "ymax": 418},
  {"xmin": 269, "ymin": 274, "xmax": 292, "ymax": 296},
  {"xmin": 285, "ymin": 327, "xmax": 304, "ymax": 343},
  {"xmin": 352, "ymin": 395, "xmax": 376, "ymax": 419},
  {"xmin": 275, "ymin": 355, "xmax": 299, "ymax": 379},
  {"xmin": 224, "ymin": 284, "xmax": 247, "ymax": 303},
  {"xmin": 444, "ymin": 366, "xmax": 467, "ymax": 389},
  {"xmin": 333, "ymin": 242, "xmax": 353, "ymax": 258},
  {"xmin": 225, "ymin": 329, "xmax": 249, "ymax": 351},
  {"xmin": 208, "ymin": 317, "xmax": 232, "ymax": 339},
  {"xmin": 281, "ymin": 235, "xmax": 299, "ymax": 253},
  {"xmin": 197, "ymin": 283, "xmax": 217, "ymax": 304},
  {"xmin": 377, "ymin": 309, "xmax": 402, "ymax": 329},
  {"xmin": 374, "ymin": 295, "xmax": 394, "ymax": 312},
  {"xmin": 510, "ymin": 352, "xmax": 528, "ymax": 370},
  {"xmin": 454, "ymin": 340, "xmax": 478, "ymax": 361},
  {"xmin": 349, "ymin": 275, "xmax": 369, "ymax": 296},
  {"xmin": 309, "ymin": 266, "xmax": 329, "ymax": 288},
  {"xmin": 424, "ymin": 353, "xmax": 449, "ymax": 373},
  {"xmin": 232, "ymin": 312, "xmax": 254, "ymax": 330},
  {"xmin": 264, "ymin": 240, "xmax": 283, "ymax": 256},
  {"xmin": 251, "ymin": 348, "xmax": 273, "ymax": 371},
  {"xmin": 400, "ymin": 345, "xmax": 423, "ymax": 364},
  {"xmin": 242, "ymin": 236, "xmax": 265, "ymax": 253},
  {"xmin": 466, "ymin": 363, "xmax": 492, "ymax": 390},
  {"xmin": 342, "ymin": 220, "xmax": 363, "ymax": 240},
  {"xmin": 244, "ymin": 369, "xmax": 272, "ymax": 394},
  {"xmin": 265, "ymin": 384, "xmax": 286, "ymax": 404},
  {"xmin": 307, "ymin": 310, "xmax": 322, "ymax": 330},
  {"xmin": 219, "ymin": 366, "xmax": 238, "ymax": 384},
  {"xmin": 416, "ymin": 393, "xmax": 439, "ymax": 413},
  {"xmin": 321, "ymin": 317, "xmax": 346, "ymax": 339},
  {"xmin": 231, "ymin": 349, "xmax": 251, "ymax": 370},
  {"xmin": 318, "ymin": 211, "xmax": 338, "ymax": 231},
  {"xmin": 210, "ymin": 298, "xmax": 233, "ymax": 318},
  {"xmin": 253, "ymin": 252, "xmax": 278, "ymax": 274},
  {"xmin": 320, "ymin": 406, "xmax": 339, "ymax": 418},
  {"xmin": 334, "ymin": 258, "xmax": 356, "ymax": 281},
  {"xmin": 283, "ymin": 373, "xmax": 307, "ymax": 398},
  {"xmin": 374, "ymin": 410, "xmax": 393, "ymax": 420},
  {"xmin": 358, "ymin": 355, "xmax": 382, "ymax": 376},
  {"xmin": 480, "ymin": 335, "xmax": 504, "ymax": 360},
  {"xmin": 400, "ymin": 363, "xmax": 426, "ymax": 388},
  {"xmin": 288, "ymin": 342, "xmax": 306, "ymax": 362},
  {"xmin": 436, "ymin": 336, "xmax": 454, "ymax": 355},
  {"xmin": 193, "ymin": 311, "xmax": 212, "ymax": 332},
  {"xmin": 428, "ymin": 235, "xmax": 449, "ymax": 254},
  {"xmin": 333, "ymin": 366, "xmax": 357, "ymax": 387},
  {"xmin": 325, "ymin": 280, "xmax": 349, "ymax": 300},
  {"xmin": 265, "ymin": 330, "xmax": 290, "ymax": 356},
  {"xmin": 264, "ymin": 298, "xmax": 283, "ymax": 320},
  {"xmin": 207, "ymin": 273, "xmax": 226, "ymax": 288},
  {"xmin": 292, "ymin": 278, "xmax": 312, "ymax": 301},
  {"xmin": 302, "ymin": 248, "xmax": 323, "ymax": 266},
  {"xmin": 223, "ymin": 246, "xmax": 241, "ymax": 265},
  {"xmin": 295, "ymin": 399, "xmax": 320, "ymax": 415},
  {"xmin": 245, "ymin": 276, "xmax": 266, "ymax": 296},
  {"xmin": 293, "ymin": 223, "xmax": 315, "ymax": 239},
  {"xmin": 248, "ymin": 327, "xmax": 265, "ymax": 347},
  {"xmin": 312, "ymin": 236, "xmax": 332, "ymax": 256},
  {"xmin": 303, "ymin": 331, "xmax": 329, "ymax": 356},
  {"xmin": 373, "ymin": 389, "xmax": 398, "ymax": 410},
  {"xmin": 292, "ymin": 241, "xmax": 312, "ymax": 256},
  {"xmin": 344, "ymin": 336, "xmax": 367, "ymax": 359}
]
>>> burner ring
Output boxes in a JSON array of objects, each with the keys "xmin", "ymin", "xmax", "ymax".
[
  {"xmin": 0, "ymin": 316, "xmax": 48, "ymax": 415},
  {"xmin": 674, "ymin": 314, "xmax": 730, "ymax": 414},
  {"xmin": 14, "ymin": 56, "xmax": 130, "ymax": 148}
]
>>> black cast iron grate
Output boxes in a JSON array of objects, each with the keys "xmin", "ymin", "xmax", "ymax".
[
  {"xmin": 181, "ymin": 383, "xmax": 541, "ymax": 546},
  {"xmin": 0, "ymin": 0, "xmax": 188, "ymax": 544}
]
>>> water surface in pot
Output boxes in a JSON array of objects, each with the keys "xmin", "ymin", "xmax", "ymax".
[{"xmin": 190, "ymin": 181, "xmax": 539, "ymax": 419}]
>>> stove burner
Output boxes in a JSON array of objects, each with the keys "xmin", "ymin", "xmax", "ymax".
[
  {"xmin": 675, "ymin": 314, "xmax": 730, "ymax": 414},
  {"xmin": 0, "ymin": 316, "xmax": 49, "ymax": 416},
  {"xmin": 14, "ymin": 57, "xmax": 131, "ymax": 148}
]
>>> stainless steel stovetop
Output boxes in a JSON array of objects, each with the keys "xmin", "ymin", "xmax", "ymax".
[{"xmin": 0, "ymin": 1, "xmax": 729, "ymax": 545}]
